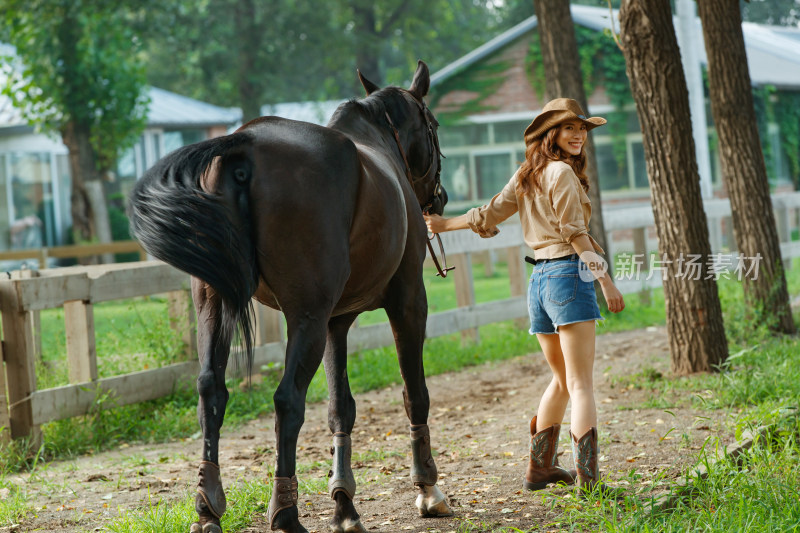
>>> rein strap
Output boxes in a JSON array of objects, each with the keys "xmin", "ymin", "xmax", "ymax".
[{"xmin": 384, "ymin": 110, "xmax": 455, "ymax": 278}]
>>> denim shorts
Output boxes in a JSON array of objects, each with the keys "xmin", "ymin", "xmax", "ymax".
[{"xmin": 528, "ymin": 254, "xmax": 604, "ymax": 335}]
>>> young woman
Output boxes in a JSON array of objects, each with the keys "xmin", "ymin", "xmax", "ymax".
[{"xmin": 424, "ymin": 98, "xmax": 624, "ymax": 494}]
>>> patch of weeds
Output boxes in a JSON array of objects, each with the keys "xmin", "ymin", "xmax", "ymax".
[
  {"xmin": 352, "ymin": 448, "xmax": 405, "ymax": 463},
  {"xmin": 552, "ymin": 413, "xmax": 800, "ymax": 532},
  {"xmin": 0, "ymin": 437, "xmax": 46, "ymax": 475},
  {"xmin": 104, "ymin": 459, "xmax": 331, "ymax": 533},
  {"xmin": 0, "ymin": 480, "xmax": 30, "ymax": 527}
]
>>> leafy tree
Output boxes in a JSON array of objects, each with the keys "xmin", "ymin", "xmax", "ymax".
[
  {"xmin": 143, "ymin": 0, "xmax": 520, "ymax": 111},
  {"xmin": 740, "ymin": 0, "xmax": 800, "ymax": 26},
  {"xmin": 533, "ymin": 0, "xmax": 612, "ymax": 289},
  {"xmin": 619, "ymin": 0, "xmax": 729, "ymax": 374},
  {"xmin": 141, "ymin": 0, "xmax": 345, "ymax": 122},
  {"xmin": 1, "ymin": 0, "xmax": 150, "ymax": 245},
  {"xmin": 697, "ymin": 0, "xmax": 796, "ymax": 334}
]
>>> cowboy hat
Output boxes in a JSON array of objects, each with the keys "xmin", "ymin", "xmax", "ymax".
[{"xmin": 523, "ymin": 98, "xmax": 606, "ymax": 146}]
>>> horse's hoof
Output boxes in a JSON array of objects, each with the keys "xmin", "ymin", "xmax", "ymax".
[
  {"xmin": 329, "ymin": 517, "xmax": 367, "ymax": 533},
  {"xmin": 190, "ymin": 523, "xmax": 222, "ymax": 533},
  {"xmin": 272, "ymin": 526, "xmax": 309, "ymax": 533},
  {"xmin": 415, "ymin": 484, "xmax": 454, "ymax": 517}
]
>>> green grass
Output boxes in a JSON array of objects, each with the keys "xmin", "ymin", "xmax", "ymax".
[
  {"xmin": 3, "ymin": 258, "xmax": 800, "ymax": 531},
  {"xmin": 5, "ymin": 259, "xmax": 798, "ymax": 470},
  {"xmin": 538, "ymin": 415, "xmax": 800, "ymax": 532}
]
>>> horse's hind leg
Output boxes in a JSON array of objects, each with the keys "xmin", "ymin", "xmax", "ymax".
[
  {"xmin": 384, "ymin": 279, "xmax": 453, "ymax": 518},
  {"xmin": 322, "ymin": 313, "xmax": 366, "ymax": 533},
  {"xmin": 268, "ymin": 311, "xmax": 329, "ymax": 533},
  {"xmin": 190, "ymin": 279, "xmax": 232, "ymax": 533}
]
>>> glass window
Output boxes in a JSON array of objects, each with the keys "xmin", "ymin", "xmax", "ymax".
[
  {"xmin": 180, "ymin": 130, "xmax": 204, "ymax": 145},
  {"xmin": 55, "ymin": 154, "xmax": 71, "ymax": 245},
  {"xmin": 152, "ymin": 132, "xmax": 162, "ymax": 161},
  {"xmin": 117, "ymin": 147, "xmax": 137, "ymax": 181},
  {"xmin": 632, "ymin": 141, "xmax": 649, "ymax": 189},
  {"xmin": 441, "ymin": 155, "xmax": 471, "ymax": 202},
  {"xmin": 163, "ymin": 130, "xmax": 205, "ymax": 155},
  {"xmin": 0, "ymin": 154, "xmax": 9, "ymax": 250},
  {"xmin": 594, "ymin": 143, "xmax": 628, "ymax": 191},
  {"xmin": 493, "ymin": 121, "xmax": 529, "ymax": 144},
  {"xmin": 163, "ymin": 131, "xmax": 184, "ymax": 155},
  {"xmin": 439, "ymin": 124, "xmax": 489, "ymax": 147},
  {"xmin": 9, "ymin": 152, "xmax": 57, "ymax": 249},
  {"xmin": 476, "ymin": 153, "xmax": 512, "ymax": 199},
  {"xmin": 626, "ymin": 110, "xmax": 642, "ymax": 133}
]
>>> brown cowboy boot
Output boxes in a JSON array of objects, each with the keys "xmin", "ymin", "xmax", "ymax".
[
  {"xmin": 570, "ymin": 427, "xmax": 623, "ymax": 499},
  {"xmin": 523, "ymin": 416, "xmax": 576, "ymax": 490}
]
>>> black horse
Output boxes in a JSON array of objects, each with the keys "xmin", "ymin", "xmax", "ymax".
[{"xmin": 129, "ymin": 61, "xmax": 452, "ymax": 533}]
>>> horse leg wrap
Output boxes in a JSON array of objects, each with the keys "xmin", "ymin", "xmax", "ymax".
[
  {"xmin": 410, "ymin": 424, "xmax": 438, "ymax": 486},
  {"xmin": 328, "ymin": 433, "xmax": 357, "ymax": 499},
  {"xmin": 267, "ymin": 475, "xmax": 298, "ymax": 530},
  {"xmin": 196, "ymin": 461, "xmax": 227, "ymax": 519}
]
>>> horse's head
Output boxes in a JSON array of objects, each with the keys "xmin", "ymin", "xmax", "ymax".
[{"xmin": 359, "ymin": 61, "xmax": 448, "ymax": 215}]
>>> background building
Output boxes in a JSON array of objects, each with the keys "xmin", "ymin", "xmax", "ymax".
[{"xmin": 0, "ymin": 86, "xmax": 240, "ymax": 254}]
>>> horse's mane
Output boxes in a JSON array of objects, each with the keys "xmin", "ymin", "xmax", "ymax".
[{"xmin": 328, "ymin": 87, "xmax": 410, "ymax": 133}]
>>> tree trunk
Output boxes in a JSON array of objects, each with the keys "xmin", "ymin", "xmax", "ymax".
[
  {"xmin": 533, "ymin": 0, "xmax": 613, "ymax": 311},
  {"xmin": 62, "ymin": 121, "xmax": 113, "ymax": 263},
  {"xmin": 696, "ymin": 0, "xmax": 795, "ymax": 334},
  {"xmin": 62, "ymin": 121, "xmax": 97, "ymax": 243},
  {"xmin": 352, "ymin": 3, "xmax": 382, "ymax": 92},
  {"xmin": 235, "ymin": 0, "xmax": 263, "ymax": 122},
  {"xmin": 619, "ymin": 0, "xmax": 728, "ymax": 374}
]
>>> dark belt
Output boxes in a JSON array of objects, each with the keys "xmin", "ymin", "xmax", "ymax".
[{"xmin": 525, "ymin": 253, "xmax": 578, "ymax": 265}]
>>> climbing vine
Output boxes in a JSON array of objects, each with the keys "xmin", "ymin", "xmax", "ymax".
[
  {"xmin": 527, "ymin": 26, "xmax": 633, "ymax": 175},
  {"xmin": 427, "ymin": 59, "xmax": 510, "ymax": 126},
  {"xmin": 751, "ymin": 85, "xmax": 800, "ymax": 189},
  {"xmin": 774, "ymin": 90, "xmax": 800, "ymax": 190}
]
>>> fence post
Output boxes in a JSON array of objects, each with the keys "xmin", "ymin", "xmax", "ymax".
[
  {"xmin": 0, "ymin": 280, "xmax": 41, "ymax": 444},
  {"xmin": 252, "ymin": 303, "xmax": 284, "ymax": 346},
  {"xmin": 452, "ymin": 252, "xmax": 478, "ymax": 344},
  {"xmin": 506, "ymin": 245, "xmax": 529, "ymax": 328},
  {"xmin": 723, "ymin": 216, "xmax": 737, "ymax": 253},
  {"xmin": 776, "ymin": 202, "xmax": 791, "ymax": 270},
  {"xmin": 168, "ymin": 290, "xmax": 197, "ymax": 360},
  {"xmin": 479, "ymin": 250, "xmax": 495, "ymax": 277},
  {"xmin": 13, "ymin": 269, "xmax": 42, "ymax": 362},
  {"xmin": 632, "ymin": 227, "xmax": 651, "ymax": 306},
  {"xmin": 708, "ymin": 216, "xmax": 722, "ymax": 253},
  {"xmin": 0, "ymin": 340, "xmax": 10, "ymax": 442},
  {"xmin": 605, "ymin": 229, "xmax": 615, "ymax": 269},
  {"xmin": 65, "ymin": 300, "xmax": 98, "ymax": 383}
]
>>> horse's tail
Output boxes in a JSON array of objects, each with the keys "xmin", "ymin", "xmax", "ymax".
[{"xmin": 127, "ymin": 132, "xmax": 258, "ymax": 374}]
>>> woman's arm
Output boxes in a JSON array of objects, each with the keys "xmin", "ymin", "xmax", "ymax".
[
  {"xmin": 570, "ymin": 234, "xmax": 625, "ymax": 313},
  {"xmin": 423, "ymin": 213, "xmax": 499, "ymax": 236}
]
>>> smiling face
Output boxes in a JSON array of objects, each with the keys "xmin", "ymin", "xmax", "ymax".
[{"xmin": 555, "ymin": 119, "xmax": 588, "ymax": 157}]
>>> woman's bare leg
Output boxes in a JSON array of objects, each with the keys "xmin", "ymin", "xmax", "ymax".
[
  {"xmin": 534, "ymin": 333, "xmax": 570, "ymax": 430},
  {"xmin": 557, "ymin": 321, "xmax": 597, "ymax": 437}
]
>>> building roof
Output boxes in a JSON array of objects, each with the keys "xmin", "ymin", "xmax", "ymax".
[
  {"xmin": 0, "ymin": 49, "xmax": 242, "ymax": 130},
  {"xmin": 260, "ymin": 100, "xmax": 345, "ymax": 126},
  {"xmin": 146, "ymin": 87, "xmax": 241, "ymax": 128},
  {"xmin": 430, "ymin": 4, "xmax": 800, "ymax": 90}
]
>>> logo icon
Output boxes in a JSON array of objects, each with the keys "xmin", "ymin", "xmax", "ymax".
[{"xmin": 578, "ymin": 251, "xmax": 608, "ymax": 283}]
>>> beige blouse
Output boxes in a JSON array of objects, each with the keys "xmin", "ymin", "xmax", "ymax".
[{"xmin": 465, "ymin": 161, "xmax": 604, "ymax": 260}]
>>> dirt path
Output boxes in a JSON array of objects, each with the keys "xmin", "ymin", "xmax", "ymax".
[{"xmin": 10, "ymin": 326, "xmax": 735, "ymax": 532}]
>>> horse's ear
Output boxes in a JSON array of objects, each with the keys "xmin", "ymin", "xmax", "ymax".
[
  {"xmin": 408, "ymin": 60, "xmax": 430, "ymax": 100},
  {"xmin": 358, "ymin": 69, "xmax": 380, "ymax": 95}
]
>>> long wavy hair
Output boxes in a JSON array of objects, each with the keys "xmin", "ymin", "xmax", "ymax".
[{"xmin": 516, "ymin": 124, "xmax": 589, "ymax": 196}]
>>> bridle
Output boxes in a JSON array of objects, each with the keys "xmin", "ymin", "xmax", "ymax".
[{"xmin": 384, "ymin": 97, "xmax": 454, "ymax": 278}]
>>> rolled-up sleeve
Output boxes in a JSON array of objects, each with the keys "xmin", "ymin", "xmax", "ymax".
[
  {"xmin": 465, "ymin": 174, "xmax": 519, "ymax": 237},
  {"xmin": 550, "ymin": 168, "xmax": 589, "ymax": 244}
]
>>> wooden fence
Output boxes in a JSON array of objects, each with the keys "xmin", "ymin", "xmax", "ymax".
[
  {"xmin": 1, "ymin": 192, "xmax": 799, "ymax": 443},
  {"xmin": 0, "ymin": 240, "xmax": 147, "ymax": 268}
]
